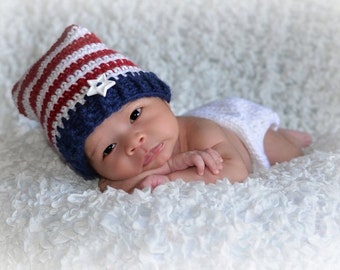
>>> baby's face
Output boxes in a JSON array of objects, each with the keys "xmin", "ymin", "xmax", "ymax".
[{"xmin": 85, "ymin": 97, "xmax": 179, "ymax": 182}]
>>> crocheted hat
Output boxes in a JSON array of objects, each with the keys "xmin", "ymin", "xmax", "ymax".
[{"xmin": 12, "ymin": 24, "xmax": 171, "ymax": 179}]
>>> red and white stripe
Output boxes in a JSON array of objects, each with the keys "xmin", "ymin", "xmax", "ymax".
[
  {"xmin": 12, "ymin": 25, "xmax": 142, "ymax": 148},
  {"xmin": 12, "ymin": 25, "xmax": 90, "ymax": 121}
]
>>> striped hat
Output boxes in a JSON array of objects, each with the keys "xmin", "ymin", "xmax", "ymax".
[{"xmin": 12, "ymin": 24, "xmax": 171, "ymax": 179}]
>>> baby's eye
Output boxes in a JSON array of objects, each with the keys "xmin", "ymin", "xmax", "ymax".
[
  {"xmin": 130, "ymin": 108, "xmax": 142, "ymax": 123},
  {"xmin": 103, "ymin": 143, "xmax": 116, "ymax": 157}
]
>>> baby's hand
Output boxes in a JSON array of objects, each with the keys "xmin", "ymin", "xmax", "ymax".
[
  {"xmin": 137, "ymin": 174, "xmax": 170, "ymax": 190},
  {"xmin": 167, "ymin": 148, "xmax": 223, "ymax": 176}
]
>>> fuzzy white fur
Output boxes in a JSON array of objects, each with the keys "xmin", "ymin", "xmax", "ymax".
[{"xmin": 0, "ymin": 0, "xmax": 339, "ymax": 269}]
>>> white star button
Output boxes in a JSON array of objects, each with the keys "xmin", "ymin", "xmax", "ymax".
[{"xmin": 86, "ymin": 74, "xmax": 116, "ymax": 97}]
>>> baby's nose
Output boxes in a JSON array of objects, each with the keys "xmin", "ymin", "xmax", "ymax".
[{"xmin": 126, "ymin": 132, "xmax": 145, "ymax": 155}]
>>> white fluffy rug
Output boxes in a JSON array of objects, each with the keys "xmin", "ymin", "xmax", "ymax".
[{"xmin": 1, "ymin": 0, "xmax": 340, "ymax": 269}]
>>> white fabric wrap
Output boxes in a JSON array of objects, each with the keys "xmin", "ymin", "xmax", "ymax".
[{"xmin": 184, "ymin": 97, "xmax": 280, "ymax": 170}]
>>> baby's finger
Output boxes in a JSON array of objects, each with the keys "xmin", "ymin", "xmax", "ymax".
[
  {"xmin": 206, "ymin": 148, "xmax": 223, "ymax": 164},
  {"xmin": 202, "ymin": 149, "xmax": 223, "ymax": 174},
  {"xmin": 207, "ymin": 148, "xmax": 223, "ymax": 171},
  {"xmin": 188, "ymin": 153, "xmax": 205, "ymax": 175}
]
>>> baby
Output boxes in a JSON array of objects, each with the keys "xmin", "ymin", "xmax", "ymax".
[{"xmin": 12, "ymin": 25, "xmax": 312, "ymax": 193}]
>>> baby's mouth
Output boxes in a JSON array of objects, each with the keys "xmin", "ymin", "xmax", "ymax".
[{"xmin": 143, "ymin": 142, "xmax": 164, "ymax": 167}]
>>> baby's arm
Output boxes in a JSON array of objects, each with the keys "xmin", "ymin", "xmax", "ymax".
[
  {"xmin": 139, "ymin": 138, "xmax": 250, "ymax": 190},
  {"xmin": 167, "ymin": 140, "xmax": 250, "ymax": 184},
  {"xmin": 137, "ymin": 148, "xmax": 223, "ymax": 190},
  {"xmin": 98, "ymin": 148, "xmax": 223, "ymax": 192},
  {"xmin": 164, "ymin": 117, "xmax": 251, "ymax": 185}
]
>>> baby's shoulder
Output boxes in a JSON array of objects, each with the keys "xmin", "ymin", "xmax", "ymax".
[
  {"xmin": 177, "ymin": 116, "xmax": 228, "ymax": 148},
  {"xmin": 178, "ymin": 115, "xmax": 221, "ymax": 130}
]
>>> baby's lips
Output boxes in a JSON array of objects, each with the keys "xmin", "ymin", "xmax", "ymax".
[{"xmin": 143, "ymin": 142, "xmax": 164, "ymax": 166}]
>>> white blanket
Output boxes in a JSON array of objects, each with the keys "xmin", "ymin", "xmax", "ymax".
[{"xmin": 0, "ymin": 0, "xmax": 339, "ymax": 269}]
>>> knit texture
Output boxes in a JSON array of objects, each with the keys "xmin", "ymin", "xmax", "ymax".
[{"xmin": 11, "ymin": 24, "xmax": 171, "ymax": 179}]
